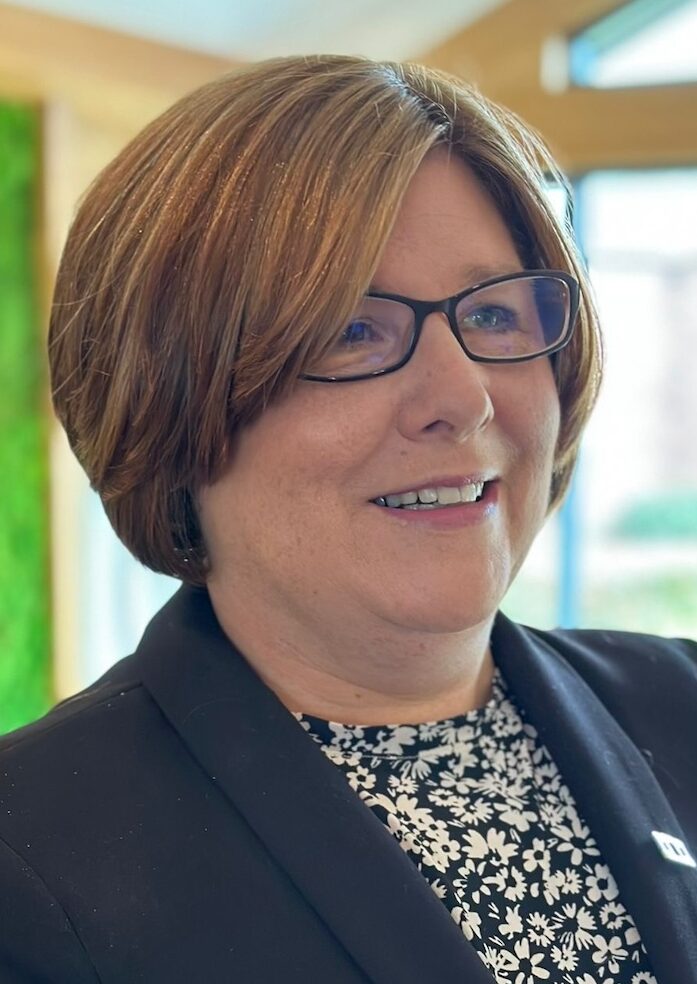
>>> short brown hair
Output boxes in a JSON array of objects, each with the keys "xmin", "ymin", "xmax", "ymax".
[{"xmin": 49, "ymin": 54, "xmax": 602, "ymax": 585}]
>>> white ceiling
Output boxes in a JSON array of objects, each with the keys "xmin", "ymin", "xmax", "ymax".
[{"xmin": 7, "ymin": 0, "xmax": 506, "ymax": 61}]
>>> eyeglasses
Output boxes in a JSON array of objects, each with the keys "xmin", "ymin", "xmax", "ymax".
[{"xmin": 301, "ymin": 270, "xmax": 580, "ymax": 383}]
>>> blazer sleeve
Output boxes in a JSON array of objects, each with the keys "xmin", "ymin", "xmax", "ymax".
[{"xmin": 0, "ymin": 836, "xmax": 100, "ymax": 984}]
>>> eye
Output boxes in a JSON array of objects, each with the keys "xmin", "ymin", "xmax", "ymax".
[
  {"xmin": 305, "ymin": 297, "xmax": 412, "ymax": 378},
  {"xmin": 336, "ymin": 319, "xmax": 384, "ymax": 348},
  {"xmin": 460, "ymin": 305, "xmax": 518, "ymax": 332}
]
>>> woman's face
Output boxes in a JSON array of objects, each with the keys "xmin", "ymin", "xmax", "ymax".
[{"xmin": 199, "ymin": 150, "xmax": 560, "ymax": 638}]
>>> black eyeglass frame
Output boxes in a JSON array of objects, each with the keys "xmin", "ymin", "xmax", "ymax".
[{"xmin": 301, "ymin": 269, "xmax": 580, "ymax": 383}]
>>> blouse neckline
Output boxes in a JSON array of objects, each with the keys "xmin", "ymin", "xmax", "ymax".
[{"xmin": 294, "ymin": 668, "xmax": 520, "ymax": 759}]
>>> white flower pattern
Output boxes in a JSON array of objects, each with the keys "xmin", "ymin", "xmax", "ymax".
[{"xmin": 296, "ymin": 669, "xmax": 656, "ymax": 983}]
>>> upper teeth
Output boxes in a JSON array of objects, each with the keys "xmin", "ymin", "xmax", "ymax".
[{"xmin": 375, "ymin": 482, "xmax": 485, "ymax": 508}]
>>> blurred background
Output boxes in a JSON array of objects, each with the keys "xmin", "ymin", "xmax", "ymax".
[{"xmin": 1, "ymin": 0, "xmax": 696, "ymax": 732}]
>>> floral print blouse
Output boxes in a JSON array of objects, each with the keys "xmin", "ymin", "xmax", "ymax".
[{"xmin": 296, "ymin": 668, "xmax": 656, "ymax": 984}]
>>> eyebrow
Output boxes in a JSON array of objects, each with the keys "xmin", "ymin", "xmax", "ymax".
[{"xmin": 369, "ymin": 263, "xmax": 524, "ymax": 295}]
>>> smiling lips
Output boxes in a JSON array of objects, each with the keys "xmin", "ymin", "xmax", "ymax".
[{"xmin": 373, "ymin": 479, "xmax": 490, "ymax": 510}]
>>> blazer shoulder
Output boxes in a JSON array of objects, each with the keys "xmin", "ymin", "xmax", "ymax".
[
  {"xmin": 527, "ymin": 623, "xmax": 697, "ymax": 681},
  {"xmin": 0, "ymin": 651, "xmax": 145, "ymax": 760},
  {"xmin": 515, "ymin": 621, "xmax": 697, "ymax": 743}
]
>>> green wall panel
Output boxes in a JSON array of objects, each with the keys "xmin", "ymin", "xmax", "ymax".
[{"xmin": 0, "ymin": 102, "xmax": 51, "ymax": 733}]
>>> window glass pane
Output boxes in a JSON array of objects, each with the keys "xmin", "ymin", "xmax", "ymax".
[
  {"xmin": 578, "ymin": 169, "xmax": 697, "ymax": 636},
  {"xmin": 505, "ymin": 169, "xmax": 697, "ymax": 638},
  {"xmin": 79, "ymin": 486, "xmax": 179, "ymax": 686},
  {"xmin": 572, "ymin": 0, "xmax": 697, "ymax": 87}
]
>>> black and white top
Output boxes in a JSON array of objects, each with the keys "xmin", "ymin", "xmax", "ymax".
[{"xmin": 296, "ymin": 668, "xmax": 657, "ymax": 984}]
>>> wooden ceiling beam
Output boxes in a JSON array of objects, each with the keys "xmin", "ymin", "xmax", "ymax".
[
  {"xmin": 516, "ymin": 84, "xmax": 697, "ymax": 171},
  {"xmin": 423, "ymin": 0, "xmax": 628, "ymax": 88},
  {"xmin": 420, "ymin": 0, "xmax": 697, "ymax": 172}
]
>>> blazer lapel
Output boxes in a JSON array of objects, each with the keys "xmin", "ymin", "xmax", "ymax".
[
  {"xmin": 491, "ymin": 613, "xmax": 697, "ymax": 984},
  {"xmin": 137, "ymin": 586, "xmax": 494, "ymax": 984}
]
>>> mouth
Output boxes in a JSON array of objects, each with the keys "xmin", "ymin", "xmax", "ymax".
[{"xmin": 371, "ymin": 479, "xmax": 492, "ymax": 511}]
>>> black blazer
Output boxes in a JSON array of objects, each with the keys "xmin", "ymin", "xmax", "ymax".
[{"xmin": 1, "ymin": 585, "xmax": 696, "ymax": 983}]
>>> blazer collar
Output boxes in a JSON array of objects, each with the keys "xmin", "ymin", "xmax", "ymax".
[
  {"xmin": 492, "ymin": 613, "xmax": 697, "ymax": 984},
  {"xmin": 137, "ymin": 585, "xmax": 491, "ymax": 984},
  {"xmin": 137, "ymin": 586, "xmax": 697, "ymax": 984}
]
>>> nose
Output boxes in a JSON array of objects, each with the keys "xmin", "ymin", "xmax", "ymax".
[{"xmin": 396, "ymin": 312, "xmax": 495, "ymax": 443}]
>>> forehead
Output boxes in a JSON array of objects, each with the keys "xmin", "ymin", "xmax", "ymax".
[{"xmin": 370, "ymin": 149, "xmax": 522, "ymax": 298}]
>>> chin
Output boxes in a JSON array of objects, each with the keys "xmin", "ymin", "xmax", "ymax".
[{"xmin": 379, "ymin": 585, "xmax": 504, "ymax": 635}]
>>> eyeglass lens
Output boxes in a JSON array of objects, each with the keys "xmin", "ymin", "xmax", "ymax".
[
  {"xmin": 309, "ymin": 275, "xmax": 572, "ymax": 379},
  {"xmin": 456, "ymin": 276, "xmax": 571, "ymax": 358}
]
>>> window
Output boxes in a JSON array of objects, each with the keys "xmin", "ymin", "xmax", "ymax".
[
  {"xmin": 504, "ymin": 169, "xmax": 697, "ymax": 637},
  {"xmin": 571, "ymin": 0, "xmax": 697, "ymax": 87}
]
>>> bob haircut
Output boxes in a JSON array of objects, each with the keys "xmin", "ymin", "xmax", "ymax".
[{"xmin": 49, "ymin": 54, "xmax": 602, "ymax": 585}]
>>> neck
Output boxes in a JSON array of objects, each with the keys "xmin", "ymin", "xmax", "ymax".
[{"xmin": 206, "ymin": 582, "xmax": 496, "ymax": 726}]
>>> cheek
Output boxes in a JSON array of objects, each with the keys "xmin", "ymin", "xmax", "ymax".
[
  {"xmin": 529, "ymin": 394, "xmax": 560, "ymax": 466},
  {"xmin": 539, "ymin": 377, "xmax": 562, "ymax": 465},
  {"xmin": 522, "ymin": 360, "xmax": 560, "ymax": 440},
  {"xmin": 259, "ymin": 389, "xmax": 390, "ymax": 496},
  {"xmin": 218, "ymin": 390, "xmax": 388, "ymax": 530},
  {"xmin": 502, "ymin": 369, "xmax": 560, "ymax": 495},
  {"xmin": 526, "ymin": 393, "xmax": 561, "ymax": 517}
]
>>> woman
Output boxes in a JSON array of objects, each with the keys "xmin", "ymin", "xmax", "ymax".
[{"xmin": 1, "ymin": 55, "xmax": 695, "ymax": 984}]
